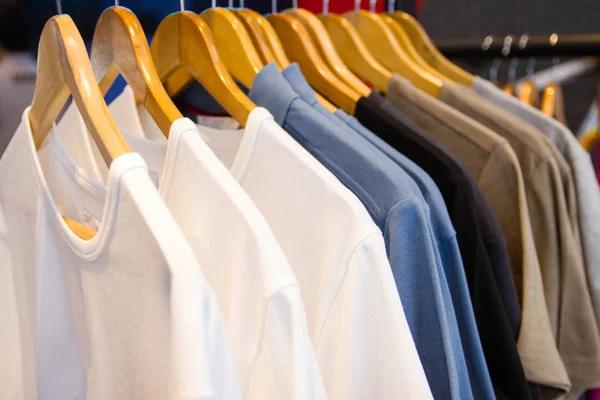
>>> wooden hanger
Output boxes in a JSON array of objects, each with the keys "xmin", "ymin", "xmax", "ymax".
[
  {"xmin": 378, "ymin": 14, "xmax": 449, "ymax": 83},
  {"xmin": 151, "ymin": 11, "xmax": 256, "ymax": 126},
  {"xmin": 234, "ymin": 9, "xmax": 337, "ymax": 112},
  {"xmin": 29, "ymin": 15, "xmax": 131, "ymax": 240},
  {"xmin": 234, "ymin": 9, "xmax": 277, "ymax": 66},
  {"xmin": 243, "ymin": 9, "xmax": 292, "ymax": 68},
  {"xmin": 268, "ymin": 13, "xmax": 360, "ymax": 114},
  {"xmin": 90, "ymin": 6, "xmax": 182, "ymax": 137},
  {"xmin": 541, "ymin": 83, "xmax": 567, "ymax": 124},
  {"xmin": 319, "ymin": 13, "xmax": 391, "ymax": 93},
  {"xmin": 200, "ymin": 8, "xmax": 263, "ymax": 90},
  {"xmin": 344, "ymin": 10, "xmax": 443, "ymax": 97},
  {"xmin": 284, "ymin": 8, "xmax": 371, "ymax": 96},
  {"xmin": 389, "ymin": 12, "xmax": 474, "ymax": 86},
  {"xmin": 518, "ymin": 81, "xmax": 539, "ymax": 107}
]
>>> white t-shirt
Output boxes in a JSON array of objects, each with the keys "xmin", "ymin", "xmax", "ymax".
[
  {"xmin": 78, "ymin": 87, "xmax": 432, "ymax": 400},
  {"xmin": 54, "ymin": 92, "xmax": 327, "ymax": 400},
  {"xmin": 0, "ymin": 205, "xmax": 23, "ymax": 400},
  {"xmin": 0, "ymin": 108, "xmax": 240, "ymax": 400}
]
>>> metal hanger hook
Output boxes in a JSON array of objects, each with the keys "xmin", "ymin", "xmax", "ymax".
[
  {"xmin": 388, "ymin": 0, "xmax": 395, "ymax": 14},
  {"xmin": 369, "ymin": 0, "xmax": 376, "ymax": 13},
  {"xmin": 180, "ymin": 0, "xmax": 185, "ymax": 11},
  {"xmin": 508, "ymin": 57, "xmax": 519, "ymax": 84},
  {"xmin": 56, "ymin": 0, "xmax": 63, "ymax": 14},
  {"xmin": 355, "ymin": 0, "xmax": 361, "ymax": 12},
  {"xmin": 502, "ymin": 35, "xmax": 513, "ymax": 57}
]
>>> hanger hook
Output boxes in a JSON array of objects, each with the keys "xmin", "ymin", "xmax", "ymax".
[
  {"xmin": 388, "ymin": 0, "xmax": 395, "ymax": 14},
  {"xmin": 323, "ymin": 0, "xmax": 329, "ymax": 14},
  {"xmin": 272, "ymin": 0, "xmax": 277, "ymax": 14},
  {"xmin": 56, "ymin": 0, "xmax": 63, "ymax": 14},
  {"xmin": 481, "ymin": 36, "xmax": 500, "ymax": 82},
  {"xmin": 355, "ymin": 0, "xmax": 361, "ymax": 12},
  {"xmin": 115, "ymin": 0, "xmax": 119, "ymax": 6},
  {"xmin": 502, "ymin": 35, "xmax": 513, "ymax": 57},
  {"xmin": 180, "ymin": 0, "xmax": 185, "ymax": 11},
  {"xmin": 240, "ymin": 0, "xmax": 244, "ymax": 8},
  {"xmin": 508, "ymin": 58, "xmax": 519, "ymax": 84},
  {"xmin": 369, "ymin": 0, "xmax": 376, "ymax": 12}
]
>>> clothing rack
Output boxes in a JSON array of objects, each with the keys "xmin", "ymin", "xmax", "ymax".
[{"xmin": 435, "ymin": 34, "xmax": 600, "ymax": 59}]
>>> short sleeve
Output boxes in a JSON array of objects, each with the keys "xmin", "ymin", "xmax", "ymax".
[
  {"xmin": 316, "ymin": 233, "xmax": 433, "ymax": 400},
  {"xmin": 246, "ymin": 285, "xmax": 328, "ymax": 400}
]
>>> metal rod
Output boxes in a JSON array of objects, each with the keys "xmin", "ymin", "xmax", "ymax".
[
  {"xmin": 437, "ymin": 33, "xmax": 600, "ymax": 59},
  {"xmin": 56, "ymin": 0, "xmax": 62, "ymax": 14}
]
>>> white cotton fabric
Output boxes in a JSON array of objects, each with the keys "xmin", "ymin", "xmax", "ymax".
[
  {"xmin": 63, "ymin": 86, "xmax": 432, "ymax": 399},
  {"xmin": 54, "ymin": 91, "xmax": 327, "ymax": 400},
  {"xmin": 0, "ymin": 109, "xmax": 241, "ymax": 400},
  {"xmin": 0, "ymin": 205, "xmax": 24, "ymax": 400},
  {"xmin": 190, "ymin": 108, "xmax": 433, "ymax": 400},
  {"xmin": 472, "ymin": 77, "xmax": 600, "ymax": 336},
  {"xmin": 119, "ymin": 89, "xmax": 431, "ymax": 399}
]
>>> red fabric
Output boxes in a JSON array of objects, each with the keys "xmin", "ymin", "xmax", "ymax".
[{"xmin": 297, "ymin": 0, "xmax": 384, "ymax": 14}]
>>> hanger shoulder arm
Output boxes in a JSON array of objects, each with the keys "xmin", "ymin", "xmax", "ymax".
[
  {"xmin": 91, "ymin": 6, "xmax": 182, "ymax": 134},
  {"xmin": 268, "ymin": 13, "xmax": 360, "ymax": 113},
  {"xmin": 320, "ymin": 13, "xmax": 391, "ymax": 93},
  {"xmin": 152, "ymin": 12, "xmax": 254, "ymax": 126},
  {"xmin": 30, "ymin": 15, "xmax": 129, "ymax": 164}
]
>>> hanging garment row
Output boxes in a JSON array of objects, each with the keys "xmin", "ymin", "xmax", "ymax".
[{"xmin": 1, "ymin": 0, "xmax": 600, "ymax": 399}]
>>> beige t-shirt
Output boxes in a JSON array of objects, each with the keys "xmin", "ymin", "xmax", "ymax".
[
  {"xmin": 386, "ymin": 74, "xmax": 569, "ymax": 394},
  {"xmin": 439, "ymin": 82, "xmax": 600, "ymax": 397}
]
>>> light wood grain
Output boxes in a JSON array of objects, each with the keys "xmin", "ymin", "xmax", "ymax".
[
  {"xmin": 91, "ymin": 6, "xmax": 183, "ymax": 137},
  {"xmin": 320, "ymin": 13, "xmax": 391, "ymax": 93},
  {"xmin": 152, "ymin": 11, "xmax": 256, "ymax": 127},
  {"xmin": 390, "ymin": 12, "xmax": 474, "ymax": 86},
  {"xmin": 269, "ymin": 13, "xmax": 359, "ymax": 114},
  {"xmin": 345, "ymin": 10, "xmax": 442, "ymax": 97},
  {"xmin": 30, "ymin": 15, "xmax": 132, "ymax": 240},
  {"xmin": 251, "ymin": 9, "xmax": 292, "ymax": 68},
  {"xmin": 200, "ymin": 8, "xmax": 264, "ymax": 90},
  {"xmin": 234, "ymin": 9, "xmax": 336, "ymax": 112},
  {"xmin": 518, "ymin": 80, "xmax": 540, "ymax": 107},
  {"xmin": 541, "ymin": 83, "xmax": 567, "ymax": 124},
  {"xmin": 380, "ymin": 14, "xmax": 449, "ymax": 83},
  {"xmin": 235, "ymin": 9, "xmax": 277, "ymax": 67},
  {"xmin": 286, "ymin": 9, "xmax": 370, "ymax": 96}
]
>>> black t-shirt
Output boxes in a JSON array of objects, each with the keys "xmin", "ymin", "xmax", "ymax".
[{"xmin": 355, "ymin": 91, "xmax": 531, "ymax": 400}]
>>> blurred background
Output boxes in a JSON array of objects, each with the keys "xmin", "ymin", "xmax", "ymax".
[{"xmin": 1, "ymin": 0, "xmax": 599, "ymax": 131}]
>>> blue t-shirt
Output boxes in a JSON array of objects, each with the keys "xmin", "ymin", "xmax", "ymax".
[
  {"xmin": 333, "ymin": 109, "xmax": 494, "ymax": 400},
  {"xmin": 249, "ymin": 62, "xmax": 469, "ymax": 400}
]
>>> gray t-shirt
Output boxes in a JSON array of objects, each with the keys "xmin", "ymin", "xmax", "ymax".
[{"xmin": 442, "ymin": 81, "xmax": 600, "ymax": 397}]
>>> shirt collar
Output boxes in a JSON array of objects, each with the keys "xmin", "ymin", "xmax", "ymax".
[
  {"xmin": 281, "ymin": 63, "xmax": 319, "ymax": 106},
  {"xmin": 248, "ymin": 62, "xmax": 300, "ymax": 126}
]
